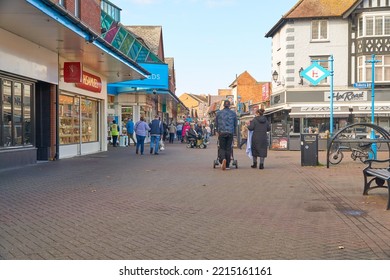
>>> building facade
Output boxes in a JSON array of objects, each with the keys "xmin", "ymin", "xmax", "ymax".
[
  {"xmin": 265, "ymin": 0, "xmax": 390, "ymax": 150},
  {"xmin": 0, "ymin": 0, "xmax": 152, "ymax": 168}
]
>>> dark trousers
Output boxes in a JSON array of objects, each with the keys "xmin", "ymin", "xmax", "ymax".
[
  {"xmin": 127, "ymin": 132, "xmax": 137, "ymax": 146},
  {"xmin": 169, "ymin": 133, "xmax": 175, "ymax": 143},
  {"xmin": 218, "ymin": 133, "xmax": 233, "ymax": 167},
  {"xmin": 239, "ymin": 138, "xmax": 247, "ymax": 149},
  {"xmin": 112, "ymin": 135, "xmax": 118, "ymax": 147}
]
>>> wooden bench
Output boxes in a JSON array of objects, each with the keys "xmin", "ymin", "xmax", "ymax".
[{"xmin": 363, "ymin": 158, "xmax": 390, "ymax": 210}]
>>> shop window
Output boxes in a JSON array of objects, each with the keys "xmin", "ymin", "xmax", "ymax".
[
  {"xmin": 59, "ymin": 95, "xmax": 80, "ymax": 145},
  {"xmin": 81, "ymin": 99, "xmax": 98, "ymax": 143},
  {"xmin": 1, "ymin": 78, "xmax": 33, "ymax": 148},
  {"xmin": 59, "ymin": 94, "xmax": 99, "ymax": 145}
]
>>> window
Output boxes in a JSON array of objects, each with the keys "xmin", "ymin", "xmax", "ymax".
[
  {"xmin": 1, "ymin": 78, "xmax": 33, "ymax": 148},
  {"xmin": 311, "ymin": 20, "xmax": 328, "ymax": 41},
  {"xmin": 358, "ymin": 14, "xmax": 390, "ymax": 37},
  {"xmin": 358, "ymin": 55, "xmax": 390, "ymax": 82},
  {"xmin": 59, "ymin": 94, "xmax": 99, "ymax": 145},
  {"xmin": 75, "ymin": 0, "xmax": 80, "ymax": 18},
  {"xmin": 101, "ymin": 0, "xmax": 121, "ymax": 22}
]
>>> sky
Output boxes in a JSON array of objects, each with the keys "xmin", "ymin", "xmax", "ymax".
[{"xmin": 111, "ymin": 0, "xmax": 299, "ymax": 96}]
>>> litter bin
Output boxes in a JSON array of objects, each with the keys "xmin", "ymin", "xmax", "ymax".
[{"xmin": 301, "ymin": 133, "xmax": 318, "ymax": 166}]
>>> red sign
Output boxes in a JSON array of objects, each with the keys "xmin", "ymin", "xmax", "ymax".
[
  {"xmin": 64, "ymin": 62, "xmax": 83, "ymax": 83},
  {"xmin": 76, "ymin": 71, "xmax": 102, "ymax": 93},
  {"xmin": 262, "ymin": 82, "xmax": 270, "ymax": 102}
]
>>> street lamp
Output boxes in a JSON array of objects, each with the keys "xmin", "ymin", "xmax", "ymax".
[{"xmin": 272, "ymin": 71, "xmax": 278, "ymax": 83}]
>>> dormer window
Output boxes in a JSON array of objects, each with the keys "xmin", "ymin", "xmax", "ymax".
[{"xmin": 311, "ymin": 20, "xmax": 328, "ymax": 41}]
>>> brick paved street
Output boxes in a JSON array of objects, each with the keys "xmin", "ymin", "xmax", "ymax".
[{"xmin": 1, "ymin": 139, "xmax": 390, "ymax": 260}]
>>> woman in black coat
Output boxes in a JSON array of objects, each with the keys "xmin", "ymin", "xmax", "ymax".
[{"xmin": 247, "ymin": 108, "xmax": 270, "ymax": 169}]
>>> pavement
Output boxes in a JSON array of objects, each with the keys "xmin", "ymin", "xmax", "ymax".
[{"xmin": 1, "ymin": 137, "xmax": 390, "ymax": 260}]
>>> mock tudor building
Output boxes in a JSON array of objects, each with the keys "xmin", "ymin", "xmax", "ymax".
[{"xmin": 265, "ymin": 0, "xmax": 390, "ymax": 150}]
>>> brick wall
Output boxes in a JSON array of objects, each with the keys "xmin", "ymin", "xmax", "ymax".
[
  {"xmin": 236, "ymin": 72, "xmax": 263, "ymax": 104},
  {"xmin": 55, "ymin": 0, "xmax": 101, "ymax": 34}
]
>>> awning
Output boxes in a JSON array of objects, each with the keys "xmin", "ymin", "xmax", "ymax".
[
  {"xmin": 264, "ymin": 106, "xmax": 289, "ymax": 115},
  {"xmin": 0, "ymin": 0, "xmax": 149, "ymax": 83}
]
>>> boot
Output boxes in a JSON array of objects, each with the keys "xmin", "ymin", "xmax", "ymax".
[
  {"xmin": 251, "ymin": 162, "xmax": 257, "ymax": 168},
  {"xmin": 150, "ymin": 148, "xmax": 153, "ymax": 154},
  {"xmin": 259, "ymin": 163, "xmax": 264, "ymax": 169}
]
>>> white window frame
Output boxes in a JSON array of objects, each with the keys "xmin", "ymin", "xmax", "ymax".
[
  {"xmin": 357, "ymin": 55, "xmax": 390, "ymax": 83},
  {"xmin": 311, "ymin": 20, "xmax": 328, "ymax": 41},
  {"xmin": 357, "ymin": 12, "xmax": 390, "ymax": 37}
]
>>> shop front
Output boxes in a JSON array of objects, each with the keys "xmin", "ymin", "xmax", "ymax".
[
  {"xmin": 59, "ymin": 65, "xmax": 106, "ymax": 158},
  {"xmin": 0, "ymin": 26, "xmax": 58, "ymax": 169}
]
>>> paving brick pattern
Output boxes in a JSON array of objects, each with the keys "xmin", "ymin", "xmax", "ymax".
[{"xmin": 1, "ymin": 139, "xmax": 390, "ymax": 260}]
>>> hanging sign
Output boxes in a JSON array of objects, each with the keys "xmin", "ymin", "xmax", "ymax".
[
  {"xmin": 63, "ymin": 62, "xmax": 83, "ymax": 83},
  {"xmin": 301, "ymin": 62, "xmax": 330, "ymax": 86}
]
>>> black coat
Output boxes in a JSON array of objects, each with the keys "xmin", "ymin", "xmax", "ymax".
[{"xmin": 248, "ymin": 115, "xmax": 270, "ymax": 158}]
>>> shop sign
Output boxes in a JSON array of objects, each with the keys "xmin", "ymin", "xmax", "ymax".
[
  {"xmin": 324, "ymin": 91, "xmax": 367, "ymax": 102},
  {"xmin": 301, "ymin": 106, "xmax": 341, "ymax": 112},
  {"xmin": 358, "ymin": 106, "xmax": 390, "ymax": 111},
  {"xmin": 63, "ymin": 62, "xmax": 83, "ymax": 83},
  {"xmin": 262, "ymin": 83, "xmax": 271, "ymax": 101},
  {"xmin": 76, "ymin": 71, "xmax": 102, "ymax": 93}
]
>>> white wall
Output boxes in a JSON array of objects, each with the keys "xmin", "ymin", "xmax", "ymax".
[
  {"xmin": 0, "ymin": 28, "xmax": 58, "ymax": 83},
  {"xmin": 271, "ymin": 18, "xmax": 350, "ymax": 92}
]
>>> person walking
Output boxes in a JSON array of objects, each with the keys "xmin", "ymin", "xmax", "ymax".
[
  {"xmin": 247, "ymin": 108, "xmax": 271, "ymax": 169},
  {"xmin": 176, "ymin": 123, "xmax": 183, "ymax": 142},
  {"xmin": 168, "ymin": 123, "xmax": 177, "ymax": 143},
  {"xmin": 239, "ymin": 121, "xmax": 249, "ymax": 149},
  {"xmin": 126, "ymin": 118, "xmax": 137, "ymax": 147},
  {"xmin": 215, "ymin": 100, "xmax": 237, "ymax": 170},
  {"xmin": 181, "ymin": 122, "xmax": 190, "ymax": 143},
  {"xmin": 110, "ymin": 120, "xmax": 120, "ymax": 147},
  {"xmin": 134, "ymin": 116, "xmax": 150, "ymax": 155},
  {"xmin": 149, "ymin": 115, "xmax": 164, "ymax": 155}
]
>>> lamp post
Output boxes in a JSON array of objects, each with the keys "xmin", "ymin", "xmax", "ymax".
[{"xmin": 366, "ymin": 54, "xmax": 380, "ymax": 159}]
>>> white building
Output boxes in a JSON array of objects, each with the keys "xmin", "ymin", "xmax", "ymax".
[{"xmin": 265, "ymin": 0, "xmax": 390, "ymax": 150}]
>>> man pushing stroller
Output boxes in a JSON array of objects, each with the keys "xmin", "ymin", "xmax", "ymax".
[{"xmin": 215, "ymin": 100, "xmax": 237, "ymax": 170}]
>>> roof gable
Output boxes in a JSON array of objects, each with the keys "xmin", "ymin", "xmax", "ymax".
[
  {"xmin": 285, "ymin": 0, "xmax": 358, "ymax": 19},
  {"xmin": 266, "ymin": 0, "xmax": 360, "ymax": 37}
]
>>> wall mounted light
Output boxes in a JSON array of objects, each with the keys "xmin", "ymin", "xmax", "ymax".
[
  {"xmin": 272, "ymin": 71, "xmax": 279, "ymax": 83},
  {"xmin": 298, "ymin": 67, "xmax": 304, "ymax": 85}
]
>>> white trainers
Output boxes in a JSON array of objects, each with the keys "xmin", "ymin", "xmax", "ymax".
[{"xmin": 221, "ymin": 159, "xmax": 226, "ymax": 170}]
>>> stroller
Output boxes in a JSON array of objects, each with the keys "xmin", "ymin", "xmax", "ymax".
[
  {"xmin": 213, "ymin": 138, "xmax": 238, "ymax": 168},
  {"xmin": 186, "ymin": 130, "xmax": 207, "ymax": 149}
]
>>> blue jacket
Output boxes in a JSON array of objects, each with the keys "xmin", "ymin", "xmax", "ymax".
[
  {"xmin": 216, "ymin": 108, "xmax": 237, "ymax": 134},
  {"xmin": 126, "ymin": 120, "xmax": 134, "ymax": 134},
  {"xmin": 149, "ymin": 119, "xmax": 164, "ymax": 136}
]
